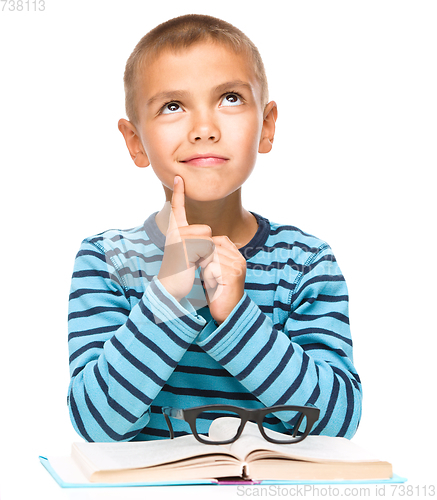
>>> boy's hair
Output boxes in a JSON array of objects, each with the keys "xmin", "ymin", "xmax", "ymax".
[{"xmin": 123, "ymin": 14, "xmax": 269, "ymax": 126}]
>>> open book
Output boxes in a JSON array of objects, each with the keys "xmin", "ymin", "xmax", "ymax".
[{"xmin": 42, "ymin": 418, "xmax": 393, "ymax": 485}]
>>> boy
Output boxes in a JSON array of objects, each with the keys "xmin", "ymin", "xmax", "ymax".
[{"xmin": 68, "ymin": 14, "xmax": 362, "ymax": 442}]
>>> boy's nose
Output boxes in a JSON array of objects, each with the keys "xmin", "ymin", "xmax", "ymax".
[{"xmin": 188, "ymin": 113, "xmax": 220, "ymax": 143}]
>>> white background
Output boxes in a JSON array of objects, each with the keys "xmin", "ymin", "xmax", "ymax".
[{"xmin": 0, "ymin": 1, "xmax": 435, "ymax": 498}]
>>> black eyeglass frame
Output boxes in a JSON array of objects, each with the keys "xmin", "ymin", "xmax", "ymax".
[{"xmin": 162, "ymin": 404, "xmax": 320, "ymax": 445}]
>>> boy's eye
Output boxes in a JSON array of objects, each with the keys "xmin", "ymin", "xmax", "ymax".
[
  {"xmin": 221, "ymin": 93, "xmax": 243, "ymax": 107},
  {"xmin": 161, "ymin": 102, "xmax": 183, "ymax": 114}
]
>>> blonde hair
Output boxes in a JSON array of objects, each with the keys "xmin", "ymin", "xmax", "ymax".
[{"xmin": 123, "ymin": 14, "xmax": 269, "ymax": 126}]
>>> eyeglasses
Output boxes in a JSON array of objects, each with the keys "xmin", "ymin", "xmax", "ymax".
[{"xmin": 162, "ymin": 404, "xmax": 320, "ymax": 445}]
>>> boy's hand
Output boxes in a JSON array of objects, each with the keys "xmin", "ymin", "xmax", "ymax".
[
  {"xmin": 157, "ymin": 174, "xmax": 246, "ymax": 324},
  {"xmin": 202, "ymin": 235, "xmax": 247, "ymax": 325},
  {"xmin": 157, "ymin": 176, "xmax": 216, "ymax": 303}
]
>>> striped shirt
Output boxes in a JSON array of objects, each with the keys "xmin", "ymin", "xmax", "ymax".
[{"xmin": 68, "ymin": 211, "xmax": 362, "ymax": 442}]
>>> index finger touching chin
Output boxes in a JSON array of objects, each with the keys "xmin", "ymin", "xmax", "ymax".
[{"xmin": 169, "ymin": 175, "xmax": 188, "ymax": 229}]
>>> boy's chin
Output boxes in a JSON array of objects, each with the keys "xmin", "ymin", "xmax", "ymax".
[
  {"xmin": 186, "ymin": 184, "xmax": 241, "ymax": 202},
  {"xmin": 187, "ymin": 193, "xmax": 227, "ymax": 203}
]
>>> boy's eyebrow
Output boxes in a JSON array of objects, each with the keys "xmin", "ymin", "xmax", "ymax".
[
  {"xmin": 214, "ymin": 80, "xmax": 254, "ymax": 95},
  {"xmin": 146, "ymin": 80, "xmax": 254, "ymax": 106},
  {"xmin": 147, "ymin": 90, "xmax": 188, "ymax": 106}
]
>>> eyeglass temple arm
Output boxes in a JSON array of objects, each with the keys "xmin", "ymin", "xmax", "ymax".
[
  {"xmin": 291, "ymin": 407, "xmax": 320, "ymax": 437},
  {"xmin": 161, "ymin": 407, "xmax": 185, "ymax": 440}
]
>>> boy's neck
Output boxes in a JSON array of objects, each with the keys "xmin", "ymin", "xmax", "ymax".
[{"xmin": 155, "ymin": 188, "xmax": 258, "ymax": 249}]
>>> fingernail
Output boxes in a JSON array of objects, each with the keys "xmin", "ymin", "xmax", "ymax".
[{"xmin": 174, "ymin": 176, "xmax": 179, "ymax": 186}]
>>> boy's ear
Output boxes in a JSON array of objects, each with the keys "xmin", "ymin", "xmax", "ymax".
[
  {"xmin": 118, "ymin": 119, "xmax": 150, "ymax": 168},
  {"xmin": 258, "ymin": 101, "xmax": 278, "ymax": 154}
]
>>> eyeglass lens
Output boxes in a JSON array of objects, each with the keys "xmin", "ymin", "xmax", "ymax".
[
  {"xmin": 194, "ymin": 409, "xmax": 242, "ymax": 442},
  {"xmin": 262, "ymin": 409, "xmax": 308, "ymax": 442}
]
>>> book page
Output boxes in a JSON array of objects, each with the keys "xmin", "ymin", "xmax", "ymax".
[
  {"xmin": 209, "ymin": 418, "xmax": 382, "ymax": 464},
  {"xmin": 72, "ymin": 433, "xmax": 236, "ymax": 477}
]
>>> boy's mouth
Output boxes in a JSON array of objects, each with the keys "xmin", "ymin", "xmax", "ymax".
[{"xmin": 180, "ymin": 153, "xmax": 229, "ymax": 167}]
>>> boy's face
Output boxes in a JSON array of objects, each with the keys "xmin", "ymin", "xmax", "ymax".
[{"xmin": 119, "ymin": 41, "xmax": 276, "ymax": 202}]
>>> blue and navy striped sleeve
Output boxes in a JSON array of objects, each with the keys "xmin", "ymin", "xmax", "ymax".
[
  {"xmin": 195, "ymin": 243, "xmax": 362, "ymax": 439},
  {"xmin": 67, "ymin": 238, "xmax": 206, "ymax": 442}
]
